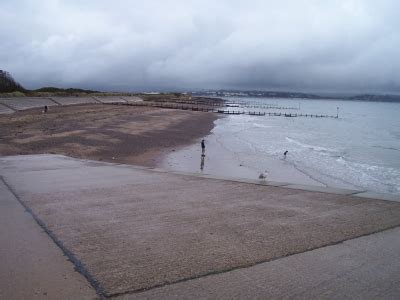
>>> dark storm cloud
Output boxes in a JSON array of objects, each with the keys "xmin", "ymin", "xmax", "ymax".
[{"xmin": 1, "ymin": 0, "xmax": 400, "ymax": 92}]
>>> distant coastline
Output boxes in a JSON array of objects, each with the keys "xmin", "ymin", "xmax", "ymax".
[
  {"xmin": 2, "ymin": 69, "xmax": 399, "ymax": 102},
  {"xmin": 192, "ymin": 90, "xmax": 400, "ymax": 103}
]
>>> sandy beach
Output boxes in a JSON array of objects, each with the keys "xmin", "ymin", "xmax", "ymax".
[
  {"xmin": 1, "ymin": 100, "xmax": 396, "ymax": 194},
  {"xmin": 0, "ymin": 104, "xmax": 219, "ymax": 167},
  {"xmin": 0, "ymin": 102, "xmax": 371, "ymax": 190}
]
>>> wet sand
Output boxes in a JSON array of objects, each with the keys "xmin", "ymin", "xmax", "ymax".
[
  {"xmin": 162, "ymin": 132, "xmax": 332, "ymax": 187},
  {"xmin": 0, "ymin": 104, "xmax": 219, "ymax": 167}
]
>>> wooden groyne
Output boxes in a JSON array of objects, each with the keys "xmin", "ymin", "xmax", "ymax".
[
  {"xmin": 136, "ymin": 99, "xmax": 300, "ymax": 110},
  {"xmin": 219, "ymin": 110, "xmax": 337, "ymax": 118},
  {"xmin": 239, "ymin": 105, "xmax": 299, "ymax": 110},
  {"xmin": 174, "ymin": 100, "xmax": 222, "ymax": 106},
  {"xmin": 109, "ymin": 102, "xmax": 338, "ymax": 119}
]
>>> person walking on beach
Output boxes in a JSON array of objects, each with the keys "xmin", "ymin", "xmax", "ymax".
[
  {"xmin": 201, "ymin": 139, "xmax": 205, "ymax": 154},
  {"xmin": 284, "ymin": 150, "xmax": 288, "ymax": 159}
]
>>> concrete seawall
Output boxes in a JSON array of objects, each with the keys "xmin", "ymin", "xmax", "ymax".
[
  {"xmin": 0, "ymin": 96, "xmax": 143, "ymax": 114},
  {"xmin": 1, "ymin": 154, "xmax": 399, "ymax": 298}
]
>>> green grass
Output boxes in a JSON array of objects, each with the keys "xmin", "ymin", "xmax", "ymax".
[{"xmin": 0, "ymin": 91, "xmax": 26, "ymax": 97}]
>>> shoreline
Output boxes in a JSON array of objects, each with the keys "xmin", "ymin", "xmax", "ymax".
[
  {"xmin": 0, "ymin": 104, "xmax": 219, "ymax": 167},
  {"xmin": 2, "ymin": 102, "xmax": 396, "ymax": 196},
  {"xmin": 160, "ymin": 137, "xmax": 367, "ymax": 192},
  {"xmin": 159, "ymin": 118, "xmax": 366, "ymax": 192},
  {"xmin": 160, "ymin": 132, "xmax": 329, "ymax": 187}
]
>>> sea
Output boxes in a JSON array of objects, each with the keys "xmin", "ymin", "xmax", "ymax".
[{"xmin": 162, "ymin": 97, "xmax": 400, "ymax": 195}]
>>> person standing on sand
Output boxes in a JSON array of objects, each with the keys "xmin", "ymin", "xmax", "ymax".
[{"xmin": 201, "ymin": 139, "xmax": 205, "ymax": 154}]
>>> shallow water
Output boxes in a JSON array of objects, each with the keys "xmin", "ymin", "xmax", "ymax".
[{"xmin": 163, "ymin": 97, "xmax": 400, "ymax": 195}]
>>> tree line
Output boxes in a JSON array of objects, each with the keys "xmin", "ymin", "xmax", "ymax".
[
  {"xmin": 0, "ymin": 70, "xmax": 99, "ymax": 95},
  {"xmin": 0, "ymin": 70, "xmax": 26, "ymax": 93}
]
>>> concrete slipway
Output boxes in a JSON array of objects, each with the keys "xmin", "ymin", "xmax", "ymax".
[{"xmin": 0, "ymin": 154, "xmax": 400, "ymax": 299}]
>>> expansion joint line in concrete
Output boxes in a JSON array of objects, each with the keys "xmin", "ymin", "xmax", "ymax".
[
  {"xmin": 0, "ymin": 102, "xmax": 17, "ymax": 111},
  {"xmin": 91, "ymin": 96, "xmax": 103, "ymax": 104},
  {"xmin": 48, "ymin": 97, "xmax": 62, "ymax": 105},
  {"xmin": 0, "ymin": 176, "xmax": 107, "ymax": 299},
  {"xmin": 106, "ymin": 222, "xmax": 400, "ymax": 299}
]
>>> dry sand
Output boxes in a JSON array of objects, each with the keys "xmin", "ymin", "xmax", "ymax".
[{"xmin": 0, "ymin": 104, "xmax": 219, "ymax": 166}]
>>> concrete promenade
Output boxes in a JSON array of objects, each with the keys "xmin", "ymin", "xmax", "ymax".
[
  {"xmin": 1, "ymin": 154, "xmax": 400, "ymax": 299},
  {"xmin": 0, "ymin": 178, "xmax": 97, "ymax": 299},
  {"xmin": 0, "ymin": 96, "xmax": 143, "ymax": 114}
]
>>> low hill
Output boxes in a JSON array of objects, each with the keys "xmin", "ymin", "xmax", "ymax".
[{"xmin": 35, "ymin": 87, "xmax": 100, "ymax": 94}]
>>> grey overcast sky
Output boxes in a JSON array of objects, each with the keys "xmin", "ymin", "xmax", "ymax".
[{"xmin": 1, "ymin": 0, "xmax": 400, "ymax": 93}]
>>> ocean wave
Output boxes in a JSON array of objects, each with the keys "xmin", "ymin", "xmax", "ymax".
[
  {"xmin": 335, "ymin": 156, "xmax": 400, "ymax": 191},
  {"xmin": 213, "ymin": 102, "xmax": 400, "ymax": 195},
  {"xmin": 286, "ymin": 137, "xmax": 337, "ymax": 153},
  {"xmin": 372, "ymin": 145, "xmax": 400, "ymax": 152},
  {"xmin": 251, "ymin": 123, "xmax": 272, "ymax": 129}
]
